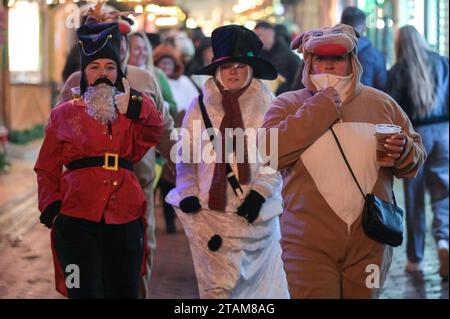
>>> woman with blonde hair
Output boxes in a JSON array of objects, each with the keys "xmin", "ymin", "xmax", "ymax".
[
  {"xmin": 387, "ymin": 25, "xmax": 449, "ymax": 280},
  {"xmin": 128, "ymin": 31, "xmax": 177, "ymax": 117},
  {"xmin": 128, "ymin": 31, "xmax": 180, "ymax": 236}
]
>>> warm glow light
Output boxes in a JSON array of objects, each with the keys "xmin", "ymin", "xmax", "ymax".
[
  {"xmin": 134, "ymin": 5, "xmax": 143, "ymax": 14},
  {"xmin": 186, "ymin": 18, "xmax": 197, "ymax": 29},
  {"xmin": 155, "ymin": 16, "xmax": 178, "ymax": 27},
  {"xmin": 8, "ymin": 1, "xmax": 40, "ymax": 72},
  {"xmin": 145, "ymin": 4, "xmax": 178, "ymax": 16},
  {"xmin": 376, "ymin": 18, "xmax": 385, "ymax": 29},
  {"xmin": 232, "ymin": 0, "xmax": 258, "ymax": 14},
  {"xmin": 244, "ymin": 21, "xmax": 256, "ymax": 30}
]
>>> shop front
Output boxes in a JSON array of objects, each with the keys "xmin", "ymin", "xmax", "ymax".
[{"xmin": 1, "ymin": 0, "xmax": 52, "ymax": 133}]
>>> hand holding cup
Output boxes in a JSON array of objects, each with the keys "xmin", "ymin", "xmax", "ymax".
[{"xmin": 375, "ymin": 124, "xmax": 405, "ymax": 167}]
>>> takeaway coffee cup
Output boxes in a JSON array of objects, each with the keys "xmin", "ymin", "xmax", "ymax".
[{"xmin": 375, "ymin": 124, "xmax": 401, "ymax": 167}]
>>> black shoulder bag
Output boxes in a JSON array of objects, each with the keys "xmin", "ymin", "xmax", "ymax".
[{"xmin": 330, "ymin": 126, "xmax": 404, "ymax": 247}]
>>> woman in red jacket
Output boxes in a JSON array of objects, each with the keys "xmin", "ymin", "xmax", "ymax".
[{"xmin": 34, "ymin": 22, "xmax": 164, "ymax": 298}]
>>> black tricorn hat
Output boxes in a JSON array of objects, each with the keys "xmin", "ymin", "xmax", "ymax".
[
  {"xmin": 194, "ymin": 25, "xmax": 277, "ymax": 80},
  {"xmin": 77, "ymin": 22, "xmax": 125, "ymax": 94}
]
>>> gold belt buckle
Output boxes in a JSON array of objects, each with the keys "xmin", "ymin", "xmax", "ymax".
[{"xmin": 103, "ymin": 153, "xmax": 119, "ymax": 171}]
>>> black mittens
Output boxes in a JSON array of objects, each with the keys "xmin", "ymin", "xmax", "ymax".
[
  {"xmin": 236, "ymin": 190, "xmax": 265, "ymax": 223},
  {"xmin": 179, "ymin": 196, "xmax": 201, "ymax": 213},
  {"xmin": 40, "ymin": 200, "xmax": 62, "ymax": 229}
]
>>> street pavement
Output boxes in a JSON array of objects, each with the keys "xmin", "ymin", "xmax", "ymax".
[{"xmin": 0, "ymin": 142, "xmax": 447, "ymax": 299}]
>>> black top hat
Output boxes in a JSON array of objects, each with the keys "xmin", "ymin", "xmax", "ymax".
[
  {"xmin": 194, "ymin": 25, "xmax": 277, "ymax": 80},
  {"xmin": 77, "ymin": 22, "xmax": 125, "ymax": 94}
]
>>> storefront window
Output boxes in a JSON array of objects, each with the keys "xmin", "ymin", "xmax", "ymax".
[
  {"xmin": 438, "ymin": 0, "xmax": 449, "ymax": 56},
  {"xmin": 357, "ymin": 0, "xmax": 395, "ymax": 67},
  {"xmin": 397, "ymin": 0, "xmax": 448, "ymax": 56},
  {"xmin": 8, "ymin": 0, "xmax": 42, "ymax": 84}
]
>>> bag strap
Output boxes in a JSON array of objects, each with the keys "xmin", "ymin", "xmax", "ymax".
[
  {"xmin": 198, "ymin": 94, "xmax": 244, "ymax": 199},
  {"xmin": 329, "ymin": 126, "xmax": 398, "ymax": 206},
  {"xmin": 329, "ymin": 126, "xmax": 366, "ymax": 200}
]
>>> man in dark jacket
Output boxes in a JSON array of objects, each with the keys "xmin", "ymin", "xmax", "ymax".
[
  {"xmin": 254, "ymin": 21, "xmax": 301, "ymax": 95},
  {"xmin": 341, "ymin": 6, "xmax": 387, "ymax": 91}
]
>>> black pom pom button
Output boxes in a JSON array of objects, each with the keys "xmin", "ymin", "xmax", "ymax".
[{"xmin": 208, "ymin": 234, "xmax": 222, "ymax": 252}]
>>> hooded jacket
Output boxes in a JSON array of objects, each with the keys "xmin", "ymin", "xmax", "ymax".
[{"xmin": 263, "ymin": 24, "xmax": 425, "ymax": 232}]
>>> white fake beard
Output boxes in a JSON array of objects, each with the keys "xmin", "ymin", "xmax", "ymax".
[
  {"xmin": 310, "ymin": 73, "xmax": 353, "ymax": 102},
  {"xmin": 84, "ymin": 83, "xmax": 117, "ymax": 125}
]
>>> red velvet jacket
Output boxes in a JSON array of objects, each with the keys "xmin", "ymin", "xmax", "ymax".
[
  {"xmin": 34, "ymin": 91, "xmax": 164, "ymax": 224},
  {"xmin": 35, "ymin": 91, "xmax": 164, "ymax": 296}
]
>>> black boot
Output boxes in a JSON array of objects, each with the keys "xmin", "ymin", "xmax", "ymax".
[{"xmin": 164, "ymin": 206, "xmax": 177, "ymax": 234}]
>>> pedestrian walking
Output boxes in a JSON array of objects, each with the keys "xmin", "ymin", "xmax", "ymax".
[
  {"xmin": 166, "ymin": 25, "xmax": 290, "ymax": 299},
  {"xmin": 34, "ymin": 22, "xmax": 164, "ymax": 298},
  {"xmin": 56, "ymin": 6, "xmax": 175, "ymax": 298},
  {"xmin": 341, "ymin": 6, "xmax": 387, "ymax": 91},
  {"xmin": 386, "ymin": 25, "xmax": 449, "ymax": 280},
  {"xmin": 262, "ymin": 23, "xmax": 425, "ymax": 298}
]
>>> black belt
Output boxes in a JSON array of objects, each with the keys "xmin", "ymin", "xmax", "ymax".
[{"xmin": 66, "ymin": 154, "xmax": 133, "ymax": 171}]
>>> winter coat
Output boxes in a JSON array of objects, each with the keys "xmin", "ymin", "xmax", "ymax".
[
  {"xmin": 259, "ymin": 40, "xmax": 301, "ymax": 95},
  {"xmin": 357, "ymin": 36, "xmax": 387, "ymax": 91},
  {"xmin": 387, "ymin": 50, "xmax": 449, "ymax": 127}
]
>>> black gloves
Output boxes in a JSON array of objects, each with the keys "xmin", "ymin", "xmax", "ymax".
[
  {"xmin": 40, "ymin": 200, "xmax": 61, "ymax": 229},
  {"xmin": 179, "ymin": 196, "xmax": 201, "ymax": 213},
  {"xmin": 236, "ymin": 190, "xmax": 265, "ymax": 223}
]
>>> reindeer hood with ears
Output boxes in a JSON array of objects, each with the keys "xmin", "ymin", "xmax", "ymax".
[{"xmin": 290, "ymin": 23, "xmax": 364, "ymax": 95}]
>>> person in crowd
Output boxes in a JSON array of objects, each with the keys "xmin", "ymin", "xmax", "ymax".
[
  {"xmin": 61, "ymin": 44, "xmax": 81, "ymax": 83},
  {"xmin": 128, "ymin": 31, "xmax": 179, "ymax": 234},
  {"xmin": 262, "ymin": 23, "xmax": 425, "ymax": 298},
  {"xmin": 128, "ymin": 31, "xmax": 177, "ymax": 117},
  {"xmin": 254, "ymin": 21, "xmax": 301, "ymax": 95},
  {"xmin": 190, "ymin": 37, "xmax": 213, "ymax": 89},
  {"xmin": 153, "ymin": 43, "xmax": 200, "ymax": 116},
  {"xmin": 56, "ymin": 7, "xmax": 175, "ymax": 298},
  {"xmin": 386, "ymin": 25, "xmax": 449, "ymax": 280},
  {"xmin": 190, "ymin": 27, "xmax": 206, "ymax": 50},
  {"xmin": 274, "ymin": 23, "xmax": 292, "ymax": 48},
  {"xmin": 175, "ymin": 29, "xmax": 197, "ymax": 76},
  {"xmin": 147, "ymin": 32, "xmax": 161, "ymax": 50},
  {"xmin": 153, "ymin": 43, "xmax": 199, "ymax": 235},
  {"xmin": 34, "ymin": 22, "xmax": 164, "ymax": 299},
  {"xmin": 166, "ymin": 24, "xmax": 289, "ymax": 299},
  {"xmin": 341, "ymin": 6, "xmax": 387, "ymax": 91}
]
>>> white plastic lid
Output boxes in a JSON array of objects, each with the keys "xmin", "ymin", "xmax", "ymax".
[{"xmin": 375, "ymin": 124, "xmax": 401, "ymax": 134}]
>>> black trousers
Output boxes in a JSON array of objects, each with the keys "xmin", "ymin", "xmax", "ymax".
[
  {"xmin": 54, "ymin": 214, "xmax": 144, "ymax": 299},
  {"xmin": 158, "ymin": 178, "xmax": 176, "ymax": 226}
]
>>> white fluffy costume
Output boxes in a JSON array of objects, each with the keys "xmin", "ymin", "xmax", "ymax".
[{"xmin": 166, "ymin": 76, "xmax": 289, "ymax": 298}]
